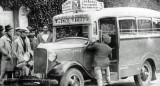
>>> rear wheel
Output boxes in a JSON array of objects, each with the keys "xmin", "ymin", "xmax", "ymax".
[
  {"xmin": 134, "ymin": 61, "xmax": 152, "ymax": 86},
  {"xmin": 60, "ymin": 68, "xmax": 84, "ymax": 86}
]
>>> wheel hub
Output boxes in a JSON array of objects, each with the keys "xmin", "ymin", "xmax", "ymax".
[
  {"xmin": 68, "ymin": 75, "xmax": 81, "ymax": 86},
  {"xmin": 141, "ymin": 65, "xmax": 149, "ymax": 81}
]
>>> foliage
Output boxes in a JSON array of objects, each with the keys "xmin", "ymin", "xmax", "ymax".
[
  {"xmin": 0, "ymin": 0, "xmax": 66, "ymax": 31},
  {"xmin": 98, "ymin": 0, "xmax": 160, "ymax": 10}
]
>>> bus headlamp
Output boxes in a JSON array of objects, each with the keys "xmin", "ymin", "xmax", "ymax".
[{"xmin": 48, "ymin": 52, "xmax": 57, "ymax": 62}]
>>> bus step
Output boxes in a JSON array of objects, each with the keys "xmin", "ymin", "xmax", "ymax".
[{"xmin": 110, "ymin": 72, "xmax": 118, "ymax": 81}]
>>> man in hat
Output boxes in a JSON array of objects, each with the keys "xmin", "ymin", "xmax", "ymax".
[
  {"xmin": 86, "ymin": 34, "xmax": 112, "ymax": 86},
  {"xmin": 27, "ymin": 26, "xmax": 37, "ymax": 50},
  {"xmin": 13, "ymin": 27, "xmax": 21, "ymax": 41},
  {"xmin": 13, "ymin": 27, "xmax": 33, "ymax": 76},
  {"xmin": 0, "ymin": 25, "xmax": 14, "ymax": 79}
]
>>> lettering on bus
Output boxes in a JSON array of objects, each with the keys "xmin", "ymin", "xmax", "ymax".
[
  {"xmin": 62, "ymin": 0, "xmax": 104, "ymax": 13},
  {"xmin": 54, "ymin": 14, "xmax": 90, "ymax": 25}
]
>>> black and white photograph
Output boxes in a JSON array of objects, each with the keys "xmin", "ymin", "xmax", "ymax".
[{"xmin": 0, "ymin": 0, "xmax": 160, "ymax": 86}]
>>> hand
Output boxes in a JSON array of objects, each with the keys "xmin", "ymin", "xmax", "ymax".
[
  {"xmin": 28, "ymin": 61, "xmax": 33, "ymax": 66},
  {"xmin": 84, "ymin": 41, "xmax": 90, "ymax": 45}
]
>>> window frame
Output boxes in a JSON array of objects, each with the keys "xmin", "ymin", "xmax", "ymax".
[
  {"xmin": 137, "ymin": 17, "xmax": 152, "ymax": 34},
  {"xmin": 118, "ymin": 17, "xmax": 137, "ymax": 35}
]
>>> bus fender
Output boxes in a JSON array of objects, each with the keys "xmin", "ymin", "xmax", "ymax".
[{"xmin": 47, "ymin": 61, "xmax": 94, "ymax": 78}]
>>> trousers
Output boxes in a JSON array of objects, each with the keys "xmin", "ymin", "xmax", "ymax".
[{"xmin": 94, "ymin": 66, "xmax": 110, "ymax": 86}]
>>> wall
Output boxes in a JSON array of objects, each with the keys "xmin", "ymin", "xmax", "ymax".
[{"xmin": 0, "ymin": 6, "xmax": 14, "ymax": 28}]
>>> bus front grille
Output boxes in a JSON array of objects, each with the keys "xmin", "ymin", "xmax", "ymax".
[{"xmin": 34, "ymin": 48, "xmax": 47, "ymax": 75}]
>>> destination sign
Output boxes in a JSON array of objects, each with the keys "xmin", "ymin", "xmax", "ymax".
[
  {"xmin": 62, "ymin": 0, "xmax": 104, "ymax": 13},
  {"xmin": 53, "ymin": 14, "xmax": 90, "ymax": 25}
]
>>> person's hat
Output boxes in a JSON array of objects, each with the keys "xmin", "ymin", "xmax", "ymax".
[
  {"xmin": 5, "ymin": 25, "xmax": 13, "ymax": 32},
  {"xmin": 0, "ymin": 25, "xmax": 4, "ymax": 32},
  {"xmin": 15, "ymin": 27, "xmax": 20, "ymax": 31},
  {"xmin": 19, "ymin": 27, "xmax": 30, "ymax": 33},
  {"xmin": 102, "ymin": 34, "xmax": 111, "ymax": 44}
]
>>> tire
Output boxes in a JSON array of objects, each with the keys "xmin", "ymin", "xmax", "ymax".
[
  {"xmin": 134, "ymin": 61, "xmax": 152, "ymax": 86},
  {"xmin": 60, "ymin": 68, "xmax": 84, "ymax": 86}
]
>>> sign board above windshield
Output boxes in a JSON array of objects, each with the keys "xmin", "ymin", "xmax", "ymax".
[
  {"xmin": 62, "ymin": 0, "xmax": 104, "ymax": 13},
  {"xmin": 53, "ymin": 14, "xmax": 90, "ymax": 26}
]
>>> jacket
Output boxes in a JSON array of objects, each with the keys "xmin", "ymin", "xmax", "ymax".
[
  {"xmin": 13, "ymin": 36, "xmax": 33, "ymax": 63},
  {"xmin": 87, "ymin": 42, "xmax": 112, "ymax": 68},
  {"xmin": 0, "ymin": 35, "xmax": 14, "ymax": 71},
  {"xmin": 37, "ymin": 32, "xmax": 53, "ymax": 45}
]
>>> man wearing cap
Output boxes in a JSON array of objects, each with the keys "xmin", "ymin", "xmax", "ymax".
[
  {"xmin": 86, "ymin": 34, "xmax": 112, "ymax": 86},
  {"xmin": 0, "ymin": 25, "xmax": 14, "ymax": 79},
  {"xmin": 13, "ymin": 27, "xmax": 33, "ymax": 76},
  {"xmin": 13, "ymin": 27, "xmax": 21, "ymax": 41},
  {"xmin": 27, "ymin": 26, "xmax": 37, "ymax": 50}
]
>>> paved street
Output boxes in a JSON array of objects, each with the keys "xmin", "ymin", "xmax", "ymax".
[
  {"xmin": 86, "ymin": 73, "xmax": 160, "ymax": 86},
  {"xmin": 0, "ymin": 73, "xmax": 159, "ymax": 86}
]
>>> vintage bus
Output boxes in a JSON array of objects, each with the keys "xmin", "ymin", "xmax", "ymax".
[
  {"xmin": 32, "ymin": 7, "xmax": 160, "ymax": 86},
  {"xmin": 4, "ymin": 7, "xmax": 160, "ymax": 86}
]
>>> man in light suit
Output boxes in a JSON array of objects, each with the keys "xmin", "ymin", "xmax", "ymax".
[{"xmin": 13, "ymin": 27, "xmax": 33, "ymax": 76}]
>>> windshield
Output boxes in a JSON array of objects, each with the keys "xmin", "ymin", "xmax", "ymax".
[{"xmin": 56, "ymin": 25, "xmax": 88, "ymax": 39}]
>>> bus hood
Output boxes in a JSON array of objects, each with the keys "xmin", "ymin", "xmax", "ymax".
[{"xmin": 38, "ymin": 43, "xmax": 85, "ymax": 50}]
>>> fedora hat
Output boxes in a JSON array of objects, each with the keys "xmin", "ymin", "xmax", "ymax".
[{"xmin": 5, "ymin": 25, "xmax": 13, "ymax": 32}]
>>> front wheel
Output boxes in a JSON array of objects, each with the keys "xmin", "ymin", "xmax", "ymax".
[
  {"xmin": 134, "ymin": 61, "xmax": 152, "ymax": 86},
  {"xmin": 60, "ymin": 68, "xmax": 84, "ymax": 86}
]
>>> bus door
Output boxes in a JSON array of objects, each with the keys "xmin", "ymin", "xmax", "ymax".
[{"xmin": 99, "ymin": 17, "xmax": 119, "ymax": 81}]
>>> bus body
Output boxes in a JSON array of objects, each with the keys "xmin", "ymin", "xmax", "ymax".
[
  {"xmin": 34, "ymin": 7, "xmax": 160, "ymax": 86},
  {"xmin": 5, "ymin": 7, "xmax": 160, "ymax": 86}
]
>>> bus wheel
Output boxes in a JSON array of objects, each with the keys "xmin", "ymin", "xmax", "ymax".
[
  {"xmin": 60, "ymin": 68, "xmax": 84, "ymax": 86},
  {"xmin": 134, "ymin": 61, "xmax": 152, "ymax": 86}
]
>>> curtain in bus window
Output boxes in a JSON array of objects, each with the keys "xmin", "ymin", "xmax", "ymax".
[
  {"xmin": 138, "ymin": 19, "xmax": 152, "ymax": 34},
  {"xmin": 153, "ymin": 19, "xmax": 160, "ymax": 33},
  {"xmin": 119, "ymin": 19, "xmax": 136, "ymax": 34},
  {"xmin": 100, "ymin": 18, "xmax": 116, "ymax": 35}
]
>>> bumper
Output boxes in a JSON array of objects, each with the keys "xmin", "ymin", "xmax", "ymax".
[{"xmin": 4, "ymin": 78, "xmax": 58, "ymax": 85}]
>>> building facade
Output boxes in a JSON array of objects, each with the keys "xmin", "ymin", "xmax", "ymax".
[{"xmin": 0, "ymin": 5, "xmax": 29, "ymax": 29}]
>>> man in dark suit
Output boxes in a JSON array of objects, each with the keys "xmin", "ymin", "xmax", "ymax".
[{"xmin": 87, "ymin": 34, "xmax": 112, "ymax": 86}]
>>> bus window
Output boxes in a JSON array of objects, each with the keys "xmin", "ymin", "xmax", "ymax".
[
  {"xmin": 99, "ymin": 17, "xmax": 116, "ymax": 35},
  {"xmin": 138, "ymin": 19, "xmax": 152, "ymax": 34},
  {"xmin": 119, "ymin": 19, "xmax": 136, "ymax": 34},
  {"xmin": 56, "ymin": 25, "xmax": 88, "ymax": 39},
  {"xmin": 153, "ymin": 18, "xmax": 160, "ymax": 33}
]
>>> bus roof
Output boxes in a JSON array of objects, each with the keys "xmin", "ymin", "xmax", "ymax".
[
  {"xmin": 92, "ymin": 7, "xmax": 160, "ymax": 18},
  {"xmin": 53, "ymin": 7, "xmax": 160, "ymax": 26}
]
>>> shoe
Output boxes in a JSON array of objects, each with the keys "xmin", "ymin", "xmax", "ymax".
[
  {"xmin": 0, "ymin": 79, "xmax": 4, "ymax": 84},
  {"xmin": 106, "ymin": 79, "xmax": 111, "ymax": 85}
]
